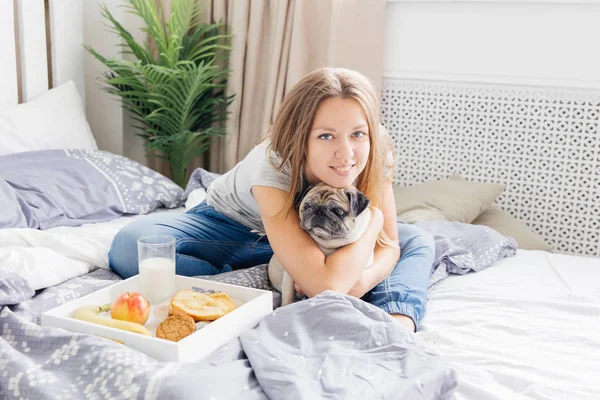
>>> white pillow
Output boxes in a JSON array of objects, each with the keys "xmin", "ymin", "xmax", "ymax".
[
  {"xmin": 0, "ymin": 81, "xmax": 98, "ymax": 156},
  {"xmin": 0, "ymin": 117, "xmax": 28, "ymax": 153}
]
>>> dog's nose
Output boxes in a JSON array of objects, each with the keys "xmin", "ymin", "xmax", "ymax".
[{"xmin": 314, "ymin": 206, "xmax": 328, "ymax": 215}]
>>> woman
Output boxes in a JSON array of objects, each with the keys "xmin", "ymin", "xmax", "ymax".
[{"xmin": 109, "ymin": 67, "xmax": 435, "ymax": 332}]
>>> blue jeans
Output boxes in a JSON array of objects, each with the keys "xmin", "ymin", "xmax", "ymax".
[{"xmin": 108, "ymin": 201, "xmax": 435, "ymax": 329}]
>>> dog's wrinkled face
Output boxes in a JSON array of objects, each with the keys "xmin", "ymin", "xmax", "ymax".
[{"xmin": 299, "ymin": 183, "xmax": 371, "ymax": 240}]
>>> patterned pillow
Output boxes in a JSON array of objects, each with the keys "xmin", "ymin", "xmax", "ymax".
[{"xmin": 0, "ymin": 149, "xmax": 183, "ymax": 229}]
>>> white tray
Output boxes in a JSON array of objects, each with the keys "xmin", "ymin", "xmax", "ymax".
[{"xmin": 41, "ymin": 275, "xmax": 273, "ymax": 362}]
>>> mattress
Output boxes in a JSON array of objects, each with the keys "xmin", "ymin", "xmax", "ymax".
[{"xmin": 420, "ymin": 250, "xmax": 600, "ymax": 400}]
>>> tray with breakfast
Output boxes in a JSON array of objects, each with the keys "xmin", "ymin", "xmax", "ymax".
[{"xmin": 41, "ymin": 275, "xmax": 273, "ymax": 362}]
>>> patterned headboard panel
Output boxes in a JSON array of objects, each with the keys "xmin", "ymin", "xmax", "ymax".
[{"xmin": 381, "ymin": 78, "xmax": 600, "ymax": 257}]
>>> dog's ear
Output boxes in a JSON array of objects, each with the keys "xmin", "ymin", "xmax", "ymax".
[
  {"xmin": 294, "ymin": 183, "xmax": 315, "ymax": 209},
  {"xmin": 345, "ymin": 189, "xmax": 371, "ymax": 218}
]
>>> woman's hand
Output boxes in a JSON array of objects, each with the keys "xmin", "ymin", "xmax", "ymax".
[
  {"xmin": 345, "ymin": 208, "xmax": 382, "ymax": 298},
  {"xmin": 295, "ymin": 207, "xmax": 384, "ymax": 299}
]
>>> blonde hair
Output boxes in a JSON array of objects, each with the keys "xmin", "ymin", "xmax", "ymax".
[{"xmin": 262, "ymin": 67, "xmax": 397, "ymax": 248}]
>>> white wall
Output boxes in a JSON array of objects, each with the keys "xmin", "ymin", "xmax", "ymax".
[
  {"xmin": 383, "ymin": 0, "xmax": 600, "ymax": 89},
  {"xmin": 83, "ymin": 0, "xmax": 147, "ymax": 164},
  {"xmin": 83, "ymin": 1, "xmax": 600, "ymax": 161}
]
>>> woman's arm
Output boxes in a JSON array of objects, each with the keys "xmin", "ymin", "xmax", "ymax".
[
  {"xmin": 253, "ymin": 185, "xmax": 383, "ymax": 297},
  {"xmin": 347, "ymin": 179, "xmax": 401, "ymax": 297}
]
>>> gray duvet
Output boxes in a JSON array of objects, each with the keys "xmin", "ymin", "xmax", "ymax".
[{"xmin": 0, "ymin": 268, "xmax": 457, "ymax": 400}]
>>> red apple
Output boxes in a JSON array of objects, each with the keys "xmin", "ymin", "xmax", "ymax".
[{"xmin": 111, "ymin": 292, "xmax": 150, "ymax": 325}]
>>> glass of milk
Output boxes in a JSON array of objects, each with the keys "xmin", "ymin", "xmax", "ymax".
[{"xmin": 137, "ymin": 235, "xmax": 176, "ymax": 305}]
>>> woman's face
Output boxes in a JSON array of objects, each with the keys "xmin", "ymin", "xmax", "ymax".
[{"xmin": 304, "ymin": 97, "xmax": 371, "ymax": 188}]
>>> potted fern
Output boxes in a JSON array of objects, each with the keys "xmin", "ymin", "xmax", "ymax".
[{"xmin": 86, "ymin": 0, "xmax": 233, "ymax": 187}]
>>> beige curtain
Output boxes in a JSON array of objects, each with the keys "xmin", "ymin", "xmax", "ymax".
[{"xmin": 153, "ymin": 0, "xmax": 386, "ymax": 176}]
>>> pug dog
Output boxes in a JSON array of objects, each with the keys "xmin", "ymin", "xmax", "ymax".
[{"xmin": 268, "ymin": 182, "xmax": 374, "ymax": 306}]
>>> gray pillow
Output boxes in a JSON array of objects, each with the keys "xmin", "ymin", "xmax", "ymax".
[
  {"xmin": 0, "ymin": 149, "xmax": 183, "ymax": 229},
  {"xmin": 0, "ymin": 179, "xmax": 34, "ymax": 228}
]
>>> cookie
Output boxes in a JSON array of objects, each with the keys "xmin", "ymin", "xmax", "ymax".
[{"xmin": 155, "ymin": 313, "xmax": 196, "ymax": 342}]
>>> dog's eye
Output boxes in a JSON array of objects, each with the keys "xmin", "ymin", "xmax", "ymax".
[{"xmin": 334, "ymin": 208, "xmax": 347, "ymax": 218}]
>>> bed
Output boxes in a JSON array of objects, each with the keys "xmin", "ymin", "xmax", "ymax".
[
  {"xmin": 1, "ymin": 2, "xmax": 599, "ymax": 399},
  {"xmin": 2, "ymin": 212, "xmax": 598, "ymax": 399},
  {"xmin": 422, "ymin": 250, "xmax": 600, "ymax": 399}
]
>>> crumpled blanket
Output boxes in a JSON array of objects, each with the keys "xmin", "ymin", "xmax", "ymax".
[
  {"xmin": 183, "ymin": 167, "xmax": 221, "ymax": 197},
  {"xmin": 242, "ymin": 291, "xmax": 457, "ymax": 399},
  {"xmin": 415, "ymin": 220, "xmax": 518, "ymax": 287},
  {"xmin": 182, "ymin": 167, "xmax": 221, "ymax": 209},
  {"xmin": 0, "ymin": 270, "xmax": 457, "ymax": 400}
]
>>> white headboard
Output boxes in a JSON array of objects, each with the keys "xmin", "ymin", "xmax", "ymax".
[
  {"xmin": 0, "ymin": 0, "xmax": 84, "ymax": 109},
  {"xmin": 382, "ymin": 77, "xmax": 600, "ymax": 257}
]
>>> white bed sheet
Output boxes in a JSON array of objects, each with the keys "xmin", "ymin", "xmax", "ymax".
[
  {"xmin": 420, "ymin": 250, "xmax": 600, "ymax": 400},
  {"xmin": 0, "ymin": 208, "xmax": 185, "ymax": 291}
]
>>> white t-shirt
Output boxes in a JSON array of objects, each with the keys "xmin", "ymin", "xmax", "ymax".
[{"xmin": 205, "ymin": 141, "xmax": 293, "ymax": 232}]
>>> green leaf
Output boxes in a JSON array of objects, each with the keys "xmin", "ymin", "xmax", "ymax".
[{"xmin": 85, "ymin": 0, "xmax": 235, "ymax": 183}]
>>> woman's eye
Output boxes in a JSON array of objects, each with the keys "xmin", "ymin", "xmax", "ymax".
[
  {"xmin": 318, "ymin": 133, "xmax": 333, "ymax": 140},
  {"xmin": 353, "ymin": 131, "xmax": 366, "ymax": 138}
]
